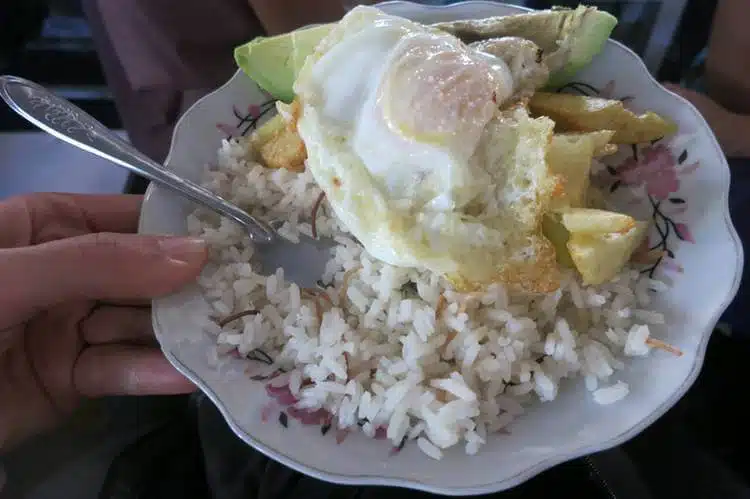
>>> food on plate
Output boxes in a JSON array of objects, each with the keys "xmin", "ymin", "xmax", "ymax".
[
  {"xmin": 542, "ymin": 209, "xmax": 648, "ymax": 285},
  {"xmin": 541, "ymin": 214, "xmax": 576, "ymax": 267},
  {"xmin": 567, "ymin": 219, "xmax": 649, "ymax": 286},
  {"xmin": 546, "ymin": 130, "xmax": 615, "ymax": 209},
  {"xmin": 251, "ymin": 113, "xmax": 286, "ymax": 148},
  {"xmin": 529, "ymin": 91, "xmax": 679, "ymax": 143},
  {"xmin": 251, "ymin": 101, "xmax": 307, "ymax": 172},
  {"xmin": 467, "ymin": 37, "xmax": 549, "ymax": 101},
  {"xmin": 234, "ymin": 6, "xmax": 617, "ymax": 103},
  {"xmin": 421, "ymin": 5, "xmax": 617, "ymax": 88},
  {"xmin": 234, "ymin": 24, "xmax": 332, "ymax": 103},
  {"xmin": 189, "ymin": 5, "xmax": 683, "ymax": 461},
  {"xmin": 560, "ymin": 208, "xmax": 636, "ymax": 234},
  {"xmin": 293, "ymin": 7, "xmax": 571, "ymax": 292}
]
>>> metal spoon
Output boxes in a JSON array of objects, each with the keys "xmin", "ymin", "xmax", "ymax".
[{"xmin": 0, "ymin": 75, "xmax": 333, "ymax": 287}]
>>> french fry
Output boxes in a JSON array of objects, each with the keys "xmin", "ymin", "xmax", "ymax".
[
  {"xmin": 530, "ymin": 92, "xmax": 678, "ymax": 144},
  {"xmin": 560, "ymin": 208, "xmax": 636, "ymax": 235}
]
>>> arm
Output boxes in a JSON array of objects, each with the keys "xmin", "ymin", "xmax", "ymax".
[
  {"xmin": 705, "ymin": 0, "xmax": 750, "ymax": 114},
  {"xmin": 248, "ymin": 0, "xmax": 367, "ymax": 35},
  {"xmin": 665, "ymin": 84, "xmax": 750, "ymax": 158}
]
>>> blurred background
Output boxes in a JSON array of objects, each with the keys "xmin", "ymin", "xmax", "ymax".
[
  {"xmin": 0, "ymin": 1, "xmax": 735, "ymax": 498},
  {"xmin": 0, "ymin": 0, "xmax": 127, "ymax": 199}
]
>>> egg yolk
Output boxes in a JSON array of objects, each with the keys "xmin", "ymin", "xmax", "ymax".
[{"xmin": 380, "ymin": 34, "xmax": 513, "ymax": 156}]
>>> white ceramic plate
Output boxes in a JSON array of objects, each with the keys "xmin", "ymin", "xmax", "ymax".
[{"xmin": 139, "ymin": 2, "xmax": 743, "ymax": 495}]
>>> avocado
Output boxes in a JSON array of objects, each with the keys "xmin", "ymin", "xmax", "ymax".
[
  {"xmin": 233, "ymin": 6, "xmax": 617, "ymax": 102},
  {"xmin": 234, "ymin": 24, "xmax": 332, "ymax": 103},
  {"xmin": 432, "ymin": 6, "xmax": 618, "ymax": 89}
]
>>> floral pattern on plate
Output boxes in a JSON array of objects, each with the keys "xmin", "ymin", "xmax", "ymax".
[{"xmin": 560, "ymin": 80, "xmax": 698, "ymax": 278}]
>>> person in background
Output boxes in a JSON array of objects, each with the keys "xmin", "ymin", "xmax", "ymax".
[
  {"xmin": 661, "ymin": 0, "xmax": 750, "ymax": 339},
  {"xmin": 666, "ymin": 81, "xmax": 750, "ymax": 158},
  {"xmin": 664, "ymin": 0, "xmax": 750, "ymax": 158},
  {"xmin": 81, "ymin": 0, "xmax": 359, "ymax": 190}
]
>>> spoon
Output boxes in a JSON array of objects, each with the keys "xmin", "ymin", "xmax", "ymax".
[{"xmin": 0, "ymin": 75, "xmax": 334, "ymax": 288}]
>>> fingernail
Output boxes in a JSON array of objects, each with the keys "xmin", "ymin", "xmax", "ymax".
[{"xmin": 158, "ymin": 237, "xmax": 207, "ymax": 264}]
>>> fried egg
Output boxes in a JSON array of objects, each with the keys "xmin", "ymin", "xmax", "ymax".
[{"xmin": 294, "ymin": 6, "xmax": 561, "ymax": 292}]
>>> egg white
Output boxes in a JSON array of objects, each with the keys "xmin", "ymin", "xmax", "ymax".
[{"xmin": 294, "ymin": 6, "xmax": 560, "ymax": 290}]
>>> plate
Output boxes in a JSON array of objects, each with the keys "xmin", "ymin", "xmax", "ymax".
[{"xmin": 139, "ymin": 2, "xmax": 743, "ymax": 495}]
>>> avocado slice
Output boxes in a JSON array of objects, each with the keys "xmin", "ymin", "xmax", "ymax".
[
  {"xmin": 234, "ymin": 24, "xmax": 332, "ymax": 103},
  {"xmin": 234, "ymin": 6, "xmax": 617, "ymax": 102},
  {"xmin": 432, "ymin": 6, "xmax": 618, "ymax": 88}
]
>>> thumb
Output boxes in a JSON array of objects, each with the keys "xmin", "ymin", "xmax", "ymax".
[{"xmin": 1, "ymin": 233, "xmax": 208, "ymax": 324}]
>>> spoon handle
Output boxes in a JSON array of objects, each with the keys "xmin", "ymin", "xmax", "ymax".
[{"xmin": 0, "ymin": 75, "xmax": 275, "ymax": 244}]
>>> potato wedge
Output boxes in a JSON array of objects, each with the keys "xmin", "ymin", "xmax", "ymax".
[
  {"xmin": 547, "ymin": 131, "xmax": 614, "ymax": 208},
  {"xmin": 543, "ymin": 207, "xmax": 648, "ymax": 282},
  {"xmin": 596, "ymin": 143, "xmax": 619, "ymax": 157},
  {"xmin": 529, "ymin": 92, "xmax": 678, "ymax": 144},
  {"xmin": 560, "ymin": 208, "xmax": 636, "ymax": 234},
  {"xmin": 250, "ymin": 114, "xmax": 286, "ymax": 150},
  {"xmin": 567, "ymin": 221, "xmax": 648, "ymax": 285},
  {"xmin": 258, "ymin": 125, "xmax": 307, "ymax": 172},
  {"xmin": 251, "ymin": 100, "xmax": 307, "ymax": 172},
  {"xmin": 587, "ymin": 130, "xmax": 619, "ymax": 157}
]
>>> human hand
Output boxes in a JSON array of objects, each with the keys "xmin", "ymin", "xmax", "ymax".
[
  {"xmin": 663, "ymin": 83, "xmax": 750, "ymax": 158},
  {"xmin": 0, "ymin": 193, "xmax": 208, "ymax": 451}
]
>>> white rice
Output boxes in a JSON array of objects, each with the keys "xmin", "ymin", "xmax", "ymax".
[
  {"xmin": 592, "ymin": 381, "xmax": 630, "ymax": 405},
  {"xmin": 417, "ymin": 436, "xmax": 444, "ymax": 460},
  {"xmin": 188, "ymin": 136, "xmax": 672, "ymax": 460}
]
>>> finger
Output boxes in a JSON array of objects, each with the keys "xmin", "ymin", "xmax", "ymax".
[
  {"xmin": 1, "ymin": 233, "xmax": 207, "ymax": 327},
  {"xmin": 81, "ymin": 306, "xmax": 154, "ymax": 345},
  {"xmin": 74, "ymin": 344, "xmax": 196, "ymax": 397},
  {"xmin": 0, "ymin": 194, "xmax": 143, "ymax": 245},
  {"xmin": 69, "ymin": 194, "xmax": 144, "ymax": 233}
]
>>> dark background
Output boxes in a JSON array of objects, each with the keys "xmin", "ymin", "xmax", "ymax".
[{"xmin": 0, "ymin": 0, "xmax": 120, "ymax": 132}]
